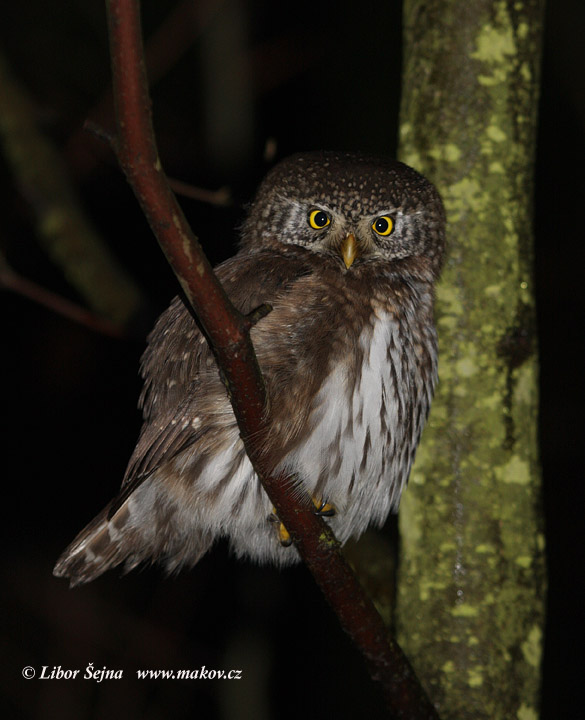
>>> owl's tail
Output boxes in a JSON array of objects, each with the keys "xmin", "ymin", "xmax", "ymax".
[
  {"xmin": 54, "ymin": 485, "xmax": 215, "ymax": 586},
  {"xmin": 53, "ymin": 502, "xmax": 139, "ymax": 587}
]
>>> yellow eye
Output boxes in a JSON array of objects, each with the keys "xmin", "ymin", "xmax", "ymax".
[
  {"xmin": 372, "ymin": 216, "xmax": 394, "ymax": 236},
  {"xmin": 308, "ymin": 209, "xmax": 331, "ymax": 229}
]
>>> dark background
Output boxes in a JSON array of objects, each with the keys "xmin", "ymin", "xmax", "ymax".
[{"xmin": 1, "ymin": 1, "xmax": 583, "ymax": 718}]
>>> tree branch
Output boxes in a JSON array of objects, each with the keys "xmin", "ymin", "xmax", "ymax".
[
  {"xmin": 105, "ymin": 1, "xmax": 439, "ymax": 716},
  {"xmin": 0, "ymin": 249, "xmax": 124, "ymax": 338}
]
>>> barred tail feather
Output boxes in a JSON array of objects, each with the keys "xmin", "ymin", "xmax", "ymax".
[
  {"xmin": 54, "ymin": 483, "xmax": 216, "ymax": 586},
  {"xmin": 53, "ymin": 503, "xmax": 139, "ymax": 587}
]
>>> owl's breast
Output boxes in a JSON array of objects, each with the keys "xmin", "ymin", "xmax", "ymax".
[{"xmin": 274, "ymin": 304, "xmax": 435, "ymax": 543}]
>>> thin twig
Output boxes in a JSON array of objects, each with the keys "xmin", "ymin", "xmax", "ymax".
[
  {"xmin": 167, "ymin": 177, "xmax": 232, "ymax": 206},
  {"xmin": 0, "ymin": 251, "xmax": 124, "ymax": 338},
  {"xmin": 65, "ymin": 0, "xmax": 224, "ymax": 178},
  {"xmin": 84, "ymin": 118, "xmax": 233, "ymax": 207},
  {"xmin": 105, "ymin": 2, "xmax": 439, "ymax": 717}
]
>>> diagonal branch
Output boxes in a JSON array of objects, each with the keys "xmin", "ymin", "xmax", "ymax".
[
  {"xmin": 105, "ymin": 1, "xmax": 439, "ymax": 717},
  {"xmin": 0, "ymin": 249, "xmax": 124, "ymax": 338}
]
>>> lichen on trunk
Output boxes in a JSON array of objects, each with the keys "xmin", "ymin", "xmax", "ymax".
[{"xmin": 396, "ymin": 1, "xmax": 546, "ymax": 718}]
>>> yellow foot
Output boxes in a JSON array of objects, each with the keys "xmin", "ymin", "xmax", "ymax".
[
  {"xmin": 269, "ymin": 497, "xmax": 336, "ymax": 547},
  {"xmin": 268, "ymin": 512, "xmax": 292, "ymax": 546},
  {"xmin": 313, "ymin": 498, "xmax": 336, "ymax": 517},
  {"xmin": 278, "ymin": 523, "xmax": 292, "ymax": 546}
]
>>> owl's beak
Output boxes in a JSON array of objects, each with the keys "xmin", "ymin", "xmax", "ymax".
[{"xmin": 341, "ymin": 234, "xmax": 358, "ymax": 269}]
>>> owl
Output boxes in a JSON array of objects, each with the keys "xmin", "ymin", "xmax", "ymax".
[{"xmin": 54, "ymin": 151, "xmax": 445, "ymax": 586}]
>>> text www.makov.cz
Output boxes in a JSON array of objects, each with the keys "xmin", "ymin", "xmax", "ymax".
[{"xmin": 137, "ymin": 666, "xmax": 242, "ymax": 680}]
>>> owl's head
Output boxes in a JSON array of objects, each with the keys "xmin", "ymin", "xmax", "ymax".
[{"xmin": 240, "ymin": 151, "xmax": 445, "ymax": 280}]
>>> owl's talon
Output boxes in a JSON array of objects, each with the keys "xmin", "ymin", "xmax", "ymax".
[
  {"xmin": 278, "ymin": 524, "xmax": 292, "ymax": 546},
  {"xmin": 269, "ymin": 498, "xmax": 334, "ymax": 547},
  {"xmin": 313, "ymin": 498, "xmax": 336, "ymax": 517},
  {"xmin": 269, "ymin": 509, "xmax": 292, "ymax": 546}
]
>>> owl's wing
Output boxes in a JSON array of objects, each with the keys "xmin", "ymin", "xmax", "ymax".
[
  {"xmin": 108, "ymin": 248, "xmax": 314, "ymax": 516},
  {"xmin": 139, "ymin": 249, "xmax": 313, "ymax": 420}
]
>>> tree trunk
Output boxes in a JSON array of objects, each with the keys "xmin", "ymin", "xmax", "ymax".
[{"xmin": 396, "ymin": 1, "xmax": 546, "ymax": 718}]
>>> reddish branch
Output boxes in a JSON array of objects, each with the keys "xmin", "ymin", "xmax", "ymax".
[
  {"xmin": 105, "ymin": 1, "xmax": 439, "ymax": 717},
  {"xmin": 0, "ymin": 252, "xmax": 124, "ymax": 337}
]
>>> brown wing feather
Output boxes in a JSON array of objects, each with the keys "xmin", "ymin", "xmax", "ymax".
[{"xmin": 109, "ymin": 247, "xmax": 317, "ymax": 512}]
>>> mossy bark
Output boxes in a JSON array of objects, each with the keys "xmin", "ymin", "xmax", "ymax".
[
  {"xmin": 396, "ymin": 2, "xmax": 546, "ymax": 718},
  {"xmin": 0, "ymin": 51, "xmax": 144, "ymax": 329}
]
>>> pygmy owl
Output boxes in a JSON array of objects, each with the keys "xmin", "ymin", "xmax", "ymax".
[{"xmin": 54, "ymin": 151, "xmax": 445, "ymax": 586}]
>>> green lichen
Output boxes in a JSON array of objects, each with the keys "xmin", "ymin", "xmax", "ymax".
[
  {"xmin": 496, "ymin": 456, "xmax": 531, "ymax": 485},
  {"xmin": 515, "ymin": 555, "xmax": 533, "ymax": 568},
  {"xmin": 451, "ymin": 604, "xmax": 479, "ymax": 618},
  {"xmin": 471, "ymin": 23, "xmax": 516, "ymax": 64},
  {"xmin": 517, "ymin": 705, "xmax": 538, "ymax": 720},
  {"xmin": 442, "ymin": 660, "xmax": 456, "ymax": 673},
  {"xmin": 468, "ymin": 668, "xmax": 484, "ymax": 687},
  {"xmin": 455, "ymin": 357, "xmax": 479, "ymax": 378},
  {"xmin": 475, "ymin": 543, "xmax": 496, "ymax": 554},
  {"xmin": 486, "ymin": 124, "xmax": 508, "ymax": 143},
  {"xmin": 521, "ymin": 626, "xmax": 543, "ymax": 668},
  {"xmin": 429, "ymin": 143, "xmax": 463, "ymax": 163}
]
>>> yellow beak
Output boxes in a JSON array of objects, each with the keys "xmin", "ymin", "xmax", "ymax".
[{"xmin": 341, "ymin": 234, "xmax": 358, "ymax": 269}]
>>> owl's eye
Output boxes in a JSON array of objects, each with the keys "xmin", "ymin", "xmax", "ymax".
[
  {"xmin": 308, "ymin": 209, "xmax": 331, "ymax": 230},
  {"xmin": 372, "ymin": 216, "xmax": 394, "ymax": 236}
]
